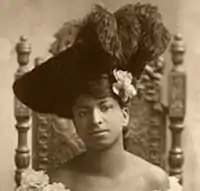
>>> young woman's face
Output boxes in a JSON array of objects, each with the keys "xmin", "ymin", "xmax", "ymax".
[{"xmin": 72, "ymin": 94, "xmax": 129, "ymax": 150}]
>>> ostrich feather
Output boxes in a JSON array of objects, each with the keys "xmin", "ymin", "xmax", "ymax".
[{"xmin": 115, "ymin": 3, "xmax": 171, "ymax": 78}]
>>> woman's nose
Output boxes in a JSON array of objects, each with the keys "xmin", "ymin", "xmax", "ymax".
[{"xmin": 91, "ymin": 108, "xmax": 103, "ymax": 125}]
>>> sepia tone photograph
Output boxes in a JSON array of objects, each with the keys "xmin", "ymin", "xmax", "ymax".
[{"xmin": 0, "ymin": 0, "xmax": 198, "ymax": 190}]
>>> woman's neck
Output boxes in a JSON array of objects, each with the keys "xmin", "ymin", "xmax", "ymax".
[{"xmin": 82, "ymin": 136, "xmax": 127, "ymax": 178}]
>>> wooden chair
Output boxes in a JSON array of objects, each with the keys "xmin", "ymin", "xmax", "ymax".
[{"xmin": 13, "ymin": 34, "xmax": 186, "ymax": 187}]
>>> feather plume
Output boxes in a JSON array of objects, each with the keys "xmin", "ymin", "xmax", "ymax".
[
  {"xmin": 49, "ymin": 3, "xmax": 170, "ymax": 77},
  {"xmin": 115, "ymin": 3, "xmax": 171, "ymax": 78}
]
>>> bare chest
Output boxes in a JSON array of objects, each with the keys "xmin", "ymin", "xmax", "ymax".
[{"xmin": 67, "ymin": 172, "xmax": 150, "ymax": 191}]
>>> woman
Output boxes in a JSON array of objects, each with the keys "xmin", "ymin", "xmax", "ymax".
[{"xmin": 13, "ymin": 2, "xmax": 174, "ymax": 191}]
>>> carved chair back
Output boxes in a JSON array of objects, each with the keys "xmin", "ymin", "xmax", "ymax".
[{"xmin": 13, "ymin": 34, "xmax": 186, "ymax": 186}]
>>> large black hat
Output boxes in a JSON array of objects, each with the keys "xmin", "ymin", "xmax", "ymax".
[{"xmin": 13, "ymin": 3, "xmax": 171, "ymax": 118}]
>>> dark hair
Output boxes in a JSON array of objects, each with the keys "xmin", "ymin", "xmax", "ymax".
[{"xmin": 56, "ymin": 73, "xmax": 130, "ymax": 119}]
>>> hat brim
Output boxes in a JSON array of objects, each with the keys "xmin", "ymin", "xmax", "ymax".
[{"xmin": 13, "ymin": 48, "xmax": 80, "ymax": 116}]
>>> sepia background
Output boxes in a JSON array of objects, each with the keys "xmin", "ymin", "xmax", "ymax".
[{"xmin": 0, "ymin": 0, "xmax": 199, "ymax": 190}]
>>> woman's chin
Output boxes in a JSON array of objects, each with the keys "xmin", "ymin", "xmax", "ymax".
[{"xmin": 85, "ymin": 138, "xmax": 117, "ymax": 151}]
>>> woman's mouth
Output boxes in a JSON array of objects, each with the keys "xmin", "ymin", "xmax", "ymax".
[{"xmin": 89, "ymin": 129, "xmax": 109, "ymax": 136}]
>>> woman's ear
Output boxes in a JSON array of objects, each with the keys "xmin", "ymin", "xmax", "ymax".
[{"xmin": 122, "ymin": 107, "xmax": 129, "ymax": 126}]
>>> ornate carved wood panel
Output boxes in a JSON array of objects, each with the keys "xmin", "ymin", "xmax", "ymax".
[
  {"xmin": 32, "ymin": 112, "xmax": 50, "ymax": 171},
  {"xmin": 124, "ymin": 96, "xmax": 166, "ymax": 169},
  {"xmin": 124, "ymin": 57, "xmax": 167, "ymax": 169},
  {"xmin": 47, "ymin": 117, "xmax": 85, "ymax": 171}
]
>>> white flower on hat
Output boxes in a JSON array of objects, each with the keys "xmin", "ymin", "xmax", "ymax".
[{"xmin": 112, "ymin": 69, "xmax": 137, "ymax": 102}]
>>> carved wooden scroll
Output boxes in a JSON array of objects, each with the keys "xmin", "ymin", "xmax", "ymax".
[
  {"xmin": 168, "ymin": 34, "xmax": 186, "ymax": 183},
  {"xmin": 32, "ymin": 57, "xmax": 50, "ymax": 172},
  {"xmin": 14, "ymin": 36, "xmax": 31, "ymax": 186}
]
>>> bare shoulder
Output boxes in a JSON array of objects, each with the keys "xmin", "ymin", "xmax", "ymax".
[
  {"xmin": 48, "ymin": 156, "xmax": 81, "ymax": 186},
  {"xmin": 48, "ymin": 163, "xmax": 71, "ymax": 184},
  {"xmin": 126, "ymin": 152, "xmax": 169, "ymax": 190},
  {"xmin": 147, "ymin": 162, "xmax": 169, "ymax": 190}
]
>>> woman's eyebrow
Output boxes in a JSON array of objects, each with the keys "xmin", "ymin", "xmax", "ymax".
[{"xmin": 98, "ymin": 100, "xmax": 111, "ymax": 105}]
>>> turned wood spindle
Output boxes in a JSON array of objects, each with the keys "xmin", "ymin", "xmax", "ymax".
[
  {"xmin": 168, "ymin": 34, "xmax": 186, "ymax": 184},
  {"xmin": 14, "ymin": 36, "xmax": 31, "ymax": 186}
]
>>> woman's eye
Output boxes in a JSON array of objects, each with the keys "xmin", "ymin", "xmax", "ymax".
[
  {"xmin": 100, "ymin": 105, "xmax": 113, "ymax": 112},
  {"xmin": 78, "ymin": 111, "xmax": 87, "ymax": 117}
]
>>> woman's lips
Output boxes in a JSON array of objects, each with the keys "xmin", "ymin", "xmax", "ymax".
[{"xmin": 89, "ymin": 129, "xmax": 109, "ymax": 136}]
